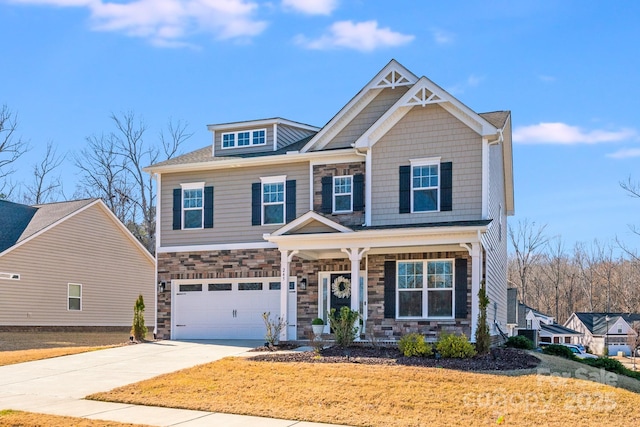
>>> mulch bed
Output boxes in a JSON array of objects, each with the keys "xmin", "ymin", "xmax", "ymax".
[{"xmin": 250, "ymin": 345, "xmax": 541, "ymax": 371}]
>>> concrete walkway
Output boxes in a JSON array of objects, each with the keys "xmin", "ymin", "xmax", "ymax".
[{"xmin": 0, "ymin": 340, "xmax": 350, "ymax": 426}]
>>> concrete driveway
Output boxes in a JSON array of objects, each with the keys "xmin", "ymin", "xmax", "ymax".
[{"xmin": 0, "ymin": 340, "xmax": 349, "ymax": 426}]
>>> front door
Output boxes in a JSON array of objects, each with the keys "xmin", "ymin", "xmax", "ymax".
[{"xmin": 318, "ymin": 271, "xmax": 366, "ymax": 334}]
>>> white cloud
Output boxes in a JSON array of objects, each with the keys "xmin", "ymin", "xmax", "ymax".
[
  {"xmin": 295, "ymin": 20, "xmax": 414, "ymax": 52},
  {"xmin": 282, "ymin": 0, "xmax": 336, "ymax": 15},
  {"xmin": 431, "ymin": 28, "xmax": 454, "ymax": 45},
  {"xmin": 606, "ymin": 148, "xmax": 640, "ymax": 159},
  {"xmin": 538, "ymin": 74, "xmax": 556, "ymax": 82},
  {"xmin": 513, "ymin": 122, "xmax": 637, "ymax": 145},
  {"xmin": 447, "ymin": 74, "xmax": 483, "ymax": 95},
  {"xmin": 9, "ymin": 0, "xmax": 268, "ymax": 46}
]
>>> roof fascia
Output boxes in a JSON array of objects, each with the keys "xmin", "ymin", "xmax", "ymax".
[
  {"xmin": 207, "ymin": 118, "xmax": 320, "ymax": 133},
  {"xmin": 501, "ymin": 114, "xmax": 515, "ymax": 216},
  {"xmin": 145, "ymin": 148, "xmax": 362, "ymax": 175},
  {"xmin": 0, "ymin": 200, "xmax": 100, "ymax": 258},
  {"xmin": 355, "ymin": 77, "xmax": 498, "ymax": 149},
  {"xmin": 300, "ymin": 59, "xmax": 418, "ymax": 153},
  {"xmin": 265, "ymin": 223, "xmax": 487, "ymax": 251},
  {"xmin": 266, "ymin": 211, "xmax": 353, "ymax": 237}
]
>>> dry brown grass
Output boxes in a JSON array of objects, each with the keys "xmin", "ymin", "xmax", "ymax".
[
  {"xmin": 0, "ymin": 410, "xmax": 151, "ymax": 427},
  {"xmin": 89, "ymin": 356, "xmax": 640, "ymax": 427},
  {"xmin": 0, "ymin": 331, "xmax": 129, "ymax": 366}
]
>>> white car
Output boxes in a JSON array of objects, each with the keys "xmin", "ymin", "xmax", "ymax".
[{"xmin": 562, "ymin": 344, "xmax": 598, "ymax": 359}]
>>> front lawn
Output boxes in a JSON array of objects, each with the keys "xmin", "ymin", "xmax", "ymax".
[
  {"xmin": 89, "ymin": 355, "xmax": 640, "ymax": 426},
  {"xmin": 0, "ymin": 410, "xmax": 150, "ymax": 427}
]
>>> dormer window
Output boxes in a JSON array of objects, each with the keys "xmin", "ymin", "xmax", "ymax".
[{"xmin": 221, "ymin": 129, "xmax": 267, "ymax": 149}]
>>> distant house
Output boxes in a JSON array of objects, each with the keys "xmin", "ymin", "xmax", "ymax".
[
  {"xmin": 565, "ymin": 312, "xmax": 640, "ymax": 356},
  {"xmin": 0, "ymin": 198, "xmax": 155, "ymax": 330},
  {"xmin": 506, "ymin": 288, "xmax": 581, "ymax": 345}
]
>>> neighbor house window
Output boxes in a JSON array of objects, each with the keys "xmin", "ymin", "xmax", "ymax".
[
  {"xmin": 397, "ymin": 259, "xmax": 453, "ymax": 318},
  {"xmin": 411, "ymin": 158, "xmax": 440, "ymax": 212},
  {"xmin": 333, "ymin": 176, "xmax": 353, "ymax": 213},
  {"xmin": 221, "ymin": 129, "xmax": 267, "ymax": 149},
  {"xmin": 181, "ymin": 182, "xmax": 204, "ymax": 229},
  {"xmin": 261, "ymin": 176, "xmax": 285, "ymax": 225},
  {"xmin": 68, "ymin": 283, "xmax": 82, "ymax": 311}
]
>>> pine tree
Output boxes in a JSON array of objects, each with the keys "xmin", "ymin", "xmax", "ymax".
[{"xmin": 131, "ymin": 294, "xmax": 147, "ymax": 341}]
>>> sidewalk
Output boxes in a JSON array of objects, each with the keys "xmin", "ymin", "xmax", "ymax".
[{"xmin": 0, "ymin": 340, "xmax": 350, "ymax": 426}]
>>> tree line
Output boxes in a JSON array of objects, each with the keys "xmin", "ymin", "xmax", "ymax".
[{"xmin": 0, "ymin": 104, "xmax": 192, "ymax": 254}]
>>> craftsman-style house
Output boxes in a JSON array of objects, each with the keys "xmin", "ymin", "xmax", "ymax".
[{"xmin": 145, "ymin": 60, "xmax": 514, "ymax": 342}]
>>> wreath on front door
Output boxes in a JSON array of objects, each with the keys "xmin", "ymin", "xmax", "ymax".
[{"xmin": 331, "ymin": 275, "xmax": 351, "ymax": 299}]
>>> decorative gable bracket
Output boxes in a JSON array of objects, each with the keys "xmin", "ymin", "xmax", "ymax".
[
  {"xmin": 373, "ymin": 69, "xmax": 414, "ymax": 89},
  {"xmin": 405, "ymin": 87, "xmax": 445, "ymax": 107}
]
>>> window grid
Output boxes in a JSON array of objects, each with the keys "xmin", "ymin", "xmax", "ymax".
[
  {"xmin": 397, "ymin": 260, "xmax": 453, "ymax": 319},
  {"xmin": 182, "ymin": 188, "xmax": 203, "ymax": 229},
  {"xmin": 412, "ymin": 163, "xmax": 439, "ymax": 212},
  {"xmin": 221, "ymin": 129, "xmax": 267, "ymax": 149},
  {"xmin": 237, "ymin": 131, "xmax": 250, "ymax": 146},
  {"xmin": 262, "ymin": 182, "xmax": 285, "ymax": 224},
  {"xmin": 333, "ymin": 175, "xmax": 353, "ymax": 213}
]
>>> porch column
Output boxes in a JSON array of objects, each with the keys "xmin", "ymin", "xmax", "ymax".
[
  {"xmin": 462, "ymin": 242, "xmax": 482, "ymax": 341},
  {"xmin": 342, "ymin": 247, "xmax": 370, "ymax": 337},
  {"xmin": 280, "ymin": 249, "xmax": 298, "ymax": 342}
]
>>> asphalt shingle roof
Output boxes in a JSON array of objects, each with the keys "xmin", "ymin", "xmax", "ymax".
[{"xmin": 574, "ymin": 312, "xmax": 640, "ymax": 335}]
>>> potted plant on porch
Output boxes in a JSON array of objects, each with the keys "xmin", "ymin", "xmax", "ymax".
[{"xmin": 311, "ymin": 317, "xmax": 325, "ymax": 338}]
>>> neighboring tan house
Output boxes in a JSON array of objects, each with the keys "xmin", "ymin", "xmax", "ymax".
[
  {"xmin": 506, "ymin": 288, "xmax": 581, "ymax": 345},
  {"xmin": 0, "ymin": 198, "xmax": 155, "ymax": 330},
  {"xmin": 145, "ymin": 60, "xmax": 515, "ymax": 342},
  {"xmin": 565, "ymin": 312, "xmax": 640, "ymax": 356}
]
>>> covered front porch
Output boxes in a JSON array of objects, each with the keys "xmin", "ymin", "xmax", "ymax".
[{"xmin": 264, "ymin": 212, "xmax": 489, "ymax": 342}]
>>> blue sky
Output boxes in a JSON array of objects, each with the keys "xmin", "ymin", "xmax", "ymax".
[{"xmin": 1, "ymin": 0, "xmax": 639, "ymax": 251}]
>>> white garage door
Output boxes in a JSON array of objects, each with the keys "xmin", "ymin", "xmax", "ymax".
[{"xmin": 172, "ymin": 278, "xmax": 296, "ymax": 340}]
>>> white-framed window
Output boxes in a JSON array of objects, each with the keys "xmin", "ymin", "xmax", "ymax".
[
  {"xmin": 333, "ymin": 175, "xmax": 353, "ymax": 213},
  {"xmin": 397, "ymin": 259, "xmax": 453, "ymax": 319},
  {"xmin": 181, "ymin": 182, "xmax": 204, "ymax": 229},
  {"xmin": 68, "ymin": 283, "xmax": 82, "ymax": 311},
  {"xmin": 221, "ymin": 129, "xmax": 267, "ymax": 149},
  {"xmin": 411, "ymin": 157, "xmax": 440, "ymax": 212},
  {"xmin": 261, "ymin": 175, "xmax": 286, "ymax": 225}
]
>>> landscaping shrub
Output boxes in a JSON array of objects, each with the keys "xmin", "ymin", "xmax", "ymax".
[
  {"xmin": 474, "ymin": 281, "xmax": 491, "ymax": 355},
  {"xmin": 579, "ymin": 357, "xmax": 640, "ymax": 380},
  {"xmin": 398, "ymin": 333, "xmax": 433, "ymax": 357},
  {"xmin": 542, "ymin": 344, "xmax": 575, "ymax": 359},
  {"xmin": 436, "ymin": 333, "xmax": 476, "ymax": 358},
  {"xmin": 131, "ymin": 294, "xmax": 147, "ymax": 341},
  {"xmin": 262, "ymin": 312, "xmax": 287, "ymax": 347},
  {"xmin": 505, "ymin": 335, "xmax": 534, "ymax": 350},
  {"xmin": 328, "ymin": 306, "xmax": 360, "ymax": 347}
]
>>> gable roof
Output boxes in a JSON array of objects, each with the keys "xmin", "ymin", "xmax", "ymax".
[
  {"xmin": 0, "ymin": 198, "xmax": 154, "ymax": 264},
  {"xmin": 572, "ymin": 312, "xmax": 640, "ymax": 335}
]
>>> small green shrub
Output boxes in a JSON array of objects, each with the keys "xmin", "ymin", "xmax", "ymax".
[
  {"xmin": 311, "ymin": 317, "xmax": 324, "ymax": 325},
  {"xmin": 131, "ymin": 294, "xmax": 147, "ymax": 341},
  {"xmin": 542, "ymin": 344, "xmax": 575, "ymax": 359},
  {"xmin": 328, "ymin": 306, "xmax": 360, "ymax": 347},
  {"xmin": 505, "ymin": 335, "xmax": 534, "ymax": 350},
  {"xmin": 475, "ymin": 281, "xmax": 491, "ymax": 355},
  {"xmin": 398, "ymin": 333, "xmax": 433, "ymax": 357},
  {"xmin": 436, "ymin": 333, "xmax": 476, "ymax": 358},
  {"xmin": 580, "ymin": 357, "xmax": 633, "ymax": 376}
]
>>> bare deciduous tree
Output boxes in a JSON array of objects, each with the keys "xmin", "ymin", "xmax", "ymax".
[
  {"xmin": 508, "ymin": 219, "xmax": 548, "ymax": 305},
  {"xmin": 0, "ymin": 104, "xmax": 30, "ymax": 198},
  {"xmin": 23, "ymin": 141, "xmax": 64, "ymax": 204}
]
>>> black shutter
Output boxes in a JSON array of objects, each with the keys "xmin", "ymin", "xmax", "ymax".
[
  {"xmin": 172, "ymin": 188, "xmax": 181, "ymax": 230},
  {"xmin": 321, "ymin": 176, "xmax": 332, "ymax": 214},
  {"xmin": 384, "ymin": 261, "xmax": 396, "ymax": 319},
  {"xmin": 286, "ymin": 180, "xmax": 296, "ymax": 222},
  {"xmin": 455, "ymin": 258, "xmax": 468, "ymax": 318},
  {"xmin": 353, "ymin": 173, "xmax": 364, "ymax": 212},
  {"xmin": 399, "ymin": 165, "xmax": 410, "ymax": 214},
  {"xmin": 440, "ymin": 162, "xmax": 452, "ymax": 212},
  {"xmin": 251, "ymin": 182, "xmax": 261, "ymax": 226},
  {"xmin": 204, "ymin": 186, "xmax": 214, "ymax": 228}
]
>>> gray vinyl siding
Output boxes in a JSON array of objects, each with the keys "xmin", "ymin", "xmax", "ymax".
[
  {"xmin": 277, "ymin": 125, "xmax": 316, "ymax": 150},
  {"xmin": 0, "ymin": 204, "xmax": 154, "ymax": 326},
  {"xmin": 324, "ymin": 87, "xmax": 409, "ymax": 150},
  {"xmin": 292, "ymin": 222, "xmax": 337, "ymax": 234},
  {"xmin": 483, "ymin": 124, "xmax": 509, "ymax": 336},
  {"xmin": 215, "ymin": 126, "xmax": 274, "ymax": 156},
  {"xmin": 161, "ymin": 162, "xmax": 309, "ymax": 246},
  {"xmin": 370, "ymin": 103, "xmax": 483, "ymax": 226}
]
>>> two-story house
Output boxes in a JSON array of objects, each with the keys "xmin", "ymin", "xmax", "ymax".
[{"xmin": 145, "ymin": 60, "xmax": 514, "ymax": 343}]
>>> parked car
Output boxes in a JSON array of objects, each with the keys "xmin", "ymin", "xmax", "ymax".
[{"xmin": 562, "ymin": 343, "xmax": 598, "ymax": 359}]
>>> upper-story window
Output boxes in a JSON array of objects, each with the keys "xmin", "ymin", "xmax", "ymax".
[
  {"xmin": 333, "ymin": 176, "xmax": 353, "ymax": 213},
  {"xmin": 221, "ymin": 129, "xmax": 267, "ymax": 149},
  {"xmin": 411, "ymin": 158, "xmax": 440, "ymax": 212},
  {"xmin": 181, "ymin": 182, "xmax": 204, "ymax": 229},
  {"xmin": 261, "ymin": 176, "xmax": 286, "ymax": 225}
]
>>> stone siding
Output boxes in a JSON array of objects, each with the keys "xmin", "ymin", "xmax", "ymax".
[{"xmin": 313, "ymin": 162, "xmax": 365, "ymax": 227}]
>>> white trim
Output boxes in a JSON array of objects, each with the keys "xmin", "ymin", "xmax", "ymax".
[
  {"xmin": 410, "ymin": 159, "xmax": 441, "ymax": 213},
  {"xmin": 207, "ymin": 118, "xmax": 319, "ymax": 133},
  {"xmin": 157, "ymin": 241, "xmax": 277, "ymax": 254},
  {"xmin": 220, "ymin": 128, "xmax": 267, "ymax": 149},
  {"xmin": 154, "ymin": 173, "xmax": 161, "ymax": 336},
  {"xmin": 260, "ymin": 175, "xmax": 287, "ymax": 184},
  {"xmin": 180, "ymin": 182, "xmax": 205, "ymax": 189},
  {"xmin": 68, "ymin": 283, "xmax": 82, "ymax": 311},
  {"xmin": 396, "ymin": 258, "xmax": 455, "ymax": 320},
  {"xmin": 180, "ymin": 183, "xmax": 205, "ymax": 230},
  {"xmin": 364, "ymin": 148, "xmax": 372, "ymax": 226},
  {"xmin": 332, "ymin": 175, "xmax": 353, "ymax": 214},
  {"xmin": 267, "ymin": 211, "xmax": 353, "ymax": 237},
  {"xmin": 273, "ymin": 123, "xmax": 277, "ymax": 152},
  {"xmin": 481, "ymin": 137, "xmax": 489, "ymax": 219},
  {"xmin": 0, "ymin": 272, "xmax": 20, "ymax": 280},
  {"xmin": 309, "ymin": 162, "xmax": 314, "ymax": 211}
]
